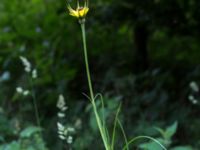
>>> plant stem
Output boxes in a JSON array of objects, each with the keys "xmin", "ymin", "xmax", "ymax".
[
  {"xmin": 80, "ymin": 22, "xmax": 110, "ymax": 150},
  {"xmin": 29, "ymin": 77, "xmax": 41, "ymax": 131},
  {"xmin": 80, "ymin": 23, "xmax": 94, "ymax": 101}
]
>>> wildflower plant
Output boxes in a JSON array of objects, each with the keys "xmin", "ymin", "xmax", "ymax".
[
  {"xmin": 18, "ymin": 56, "xmax": 41, "ymax": 130},
  {"xmin": 56, "ymin": 95, "xmax": 75, "ymax": 146},
  {"xmin": 68, "ymin": 0, "xmax": 89, "ymax": 20},
  {"xmin": 16, "ymin": 86, "xmax": 30, "ymax": 96},
  {"xmin": 66, "ymin": 0, "xmax": 167, "ymax": 149}
]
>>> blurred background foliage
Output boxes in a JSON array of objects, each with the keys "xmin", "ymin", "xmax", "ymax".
[{"xmin": 0, "ymin": 0, "xmax": 200, "ymax": 149}]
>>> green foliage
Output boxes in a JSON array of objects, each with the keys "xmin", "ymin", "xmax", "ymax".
[
  {"xmin": 139, "ymin": 141, "xmax": 163, "ymax": 150},
  {"xmin": 0, "ymin": 0, "xmax": 200, "ymax": 149},
  {"xmin": 138, "ymin": 122, "xmax": 194, "ymax": 150},
  {"xmin": 20, "ymin": 126, "xmax": 42, "ymax": 138},
  {"xmin": 155, "ymin": 121, "xmax": 178, "ymax": 143},
  {"xmin": 0, "ymin": 141, "xmax": 20, "ymax": 150},
  {"xmin": 0, "ymin": 126, "xmax": 47, "ymax": 150}
]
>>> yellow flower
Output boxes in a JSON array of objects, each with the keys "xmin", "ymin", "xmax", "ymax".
[{"xmin": 67, "ymin": 0, "xmax": 89, "ymax": 19}]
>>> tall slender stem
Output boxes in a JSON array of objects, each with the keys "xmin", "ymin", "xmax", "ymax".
[
  {"xmin": 80, "ymin": 23, "xmax": 94, "ymax": 100},
  {"xmin": 29, "ymin": 77, "xmax": 41, "ymax": 131},
  {"xmin": 80, "ymin": 22, "xmax": 110, "ymax": 150}
]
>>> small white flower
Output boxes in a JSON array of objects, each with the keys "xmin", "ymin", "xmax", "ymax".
[
  {"xmin": 23, "ymin": 90, "xmax": 30, "ymax": 96},
  {"xmin": 188, "ymin": 95, "xmax": 198, "ymax": 104},
  {"xmin": 57, "ymin": 122, "xmax": 65, "ymax": 131},
  {"xmin": 32, "ymin": 69, "xmax": 37, "ymax": 79},
  {"xmin": 20, "ymin": 56, "xmax": 31, "ymax": 73},
  {"xmin": 188, "ymin": 95, "xmax": 195, "ymax": 101},
  {"xmin": 25, "ymin": 67, "xmax": 31, "ymax": 73},
  {"xmin": 192, "ymin": 99, "xmax": 198, "ymax": 104},
  {"xmin": 61, "ymin": 106, "xmax": 68, "ymax": 111},
  {"xmin": 57, "ymin": 95, "xmax": 66, "ymax": 109},
  {"xmin": 58, "ymin": 130, "xmax": 63, "ymax": 135},
  {"xmin": 57, "ymin": 112, "xmax": 65, "ymax": 118},
  {"xmin": 16, "ymin": 87, "xmax": 23, "ymax": 93},
  {"xmin": 58, "ymin": 135, "xmax": 66, "ymax": 140},
  {"xmin": 189, "ymin": 81, "xmax": 199, "ymax": 92},
  {"xmin": 67, "ymin": 136, "xmax": 73, "ymax": 144}
]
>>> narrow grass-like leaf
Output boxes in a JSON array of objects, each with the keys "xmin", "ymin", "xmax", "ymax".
[
  {"xmin": 105, "ymin": 126, "xmax": 111, "ymax": 147},
  {"xmin": 111, "ymin": 103, "xmax": 121, "ymax": 150},
  {"xmin": 82, "ymin": 92, "xmax": 92, "ymax": 102},
  {"xmin": 94, "ymin": 93, "xmax": 106, "ymax": 129},
  {"xmin": 122, "ymin": 135, "xmax": 167, "ymax": 150},
  {"xmin": 117, "ymin": 118, "xmax": 129, "ymax": 150},
  {"xmin": 96, "ymin": 93, "xmax": 111, "ymax": 148}
]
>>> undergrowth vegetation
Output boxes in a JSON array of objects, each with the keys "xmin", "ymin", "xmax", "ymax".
[{"xmin": 0, "ymin": 0, "xmax": 200, "ymax": 149}]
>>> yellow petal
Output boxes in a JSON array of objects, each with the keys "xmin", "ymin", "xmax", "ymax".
[
  {"xmin": 68, "ymin": 5, "xmax": 79, "ymax": 18},
  {"xmin": 69, "ymin": 10, "xmax": 79, "ymax": 17},
  {"xmin": 79, "ymin": 7, "xmax": 89, "ymax": 17}
]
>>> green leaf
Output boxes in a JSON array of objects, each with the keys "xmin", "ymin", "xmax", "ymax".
[
  {"xmin": 124, "ymin": 136, "xmax": 167, "ymax": 150},
  {"xmin": 171, "ymin": 146, "xmax": 193, "ymax": 150},
  {"xmin": 154, "ymin": 127, "xmax": 165, "ymax": 138},
  {"xmin": 0, "ymin": 141, "xmax": 20, "ymax": 150},
  {"xmin": 164, "ymin": 121, "xmax": 178, "ymax": 139},
  {"xmin": 20, "ymin": 126, "xmax": 42, "ymax": 138},
  {"xmin": 139, "ymin": 141, "xmax": 163, "ymax": 150}
]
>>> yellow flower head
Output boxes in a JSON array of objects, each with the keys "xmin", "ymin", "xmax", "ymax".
[{"xmin": 67, "ymin": 0, "xmax": 89, "ymax": 19}]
